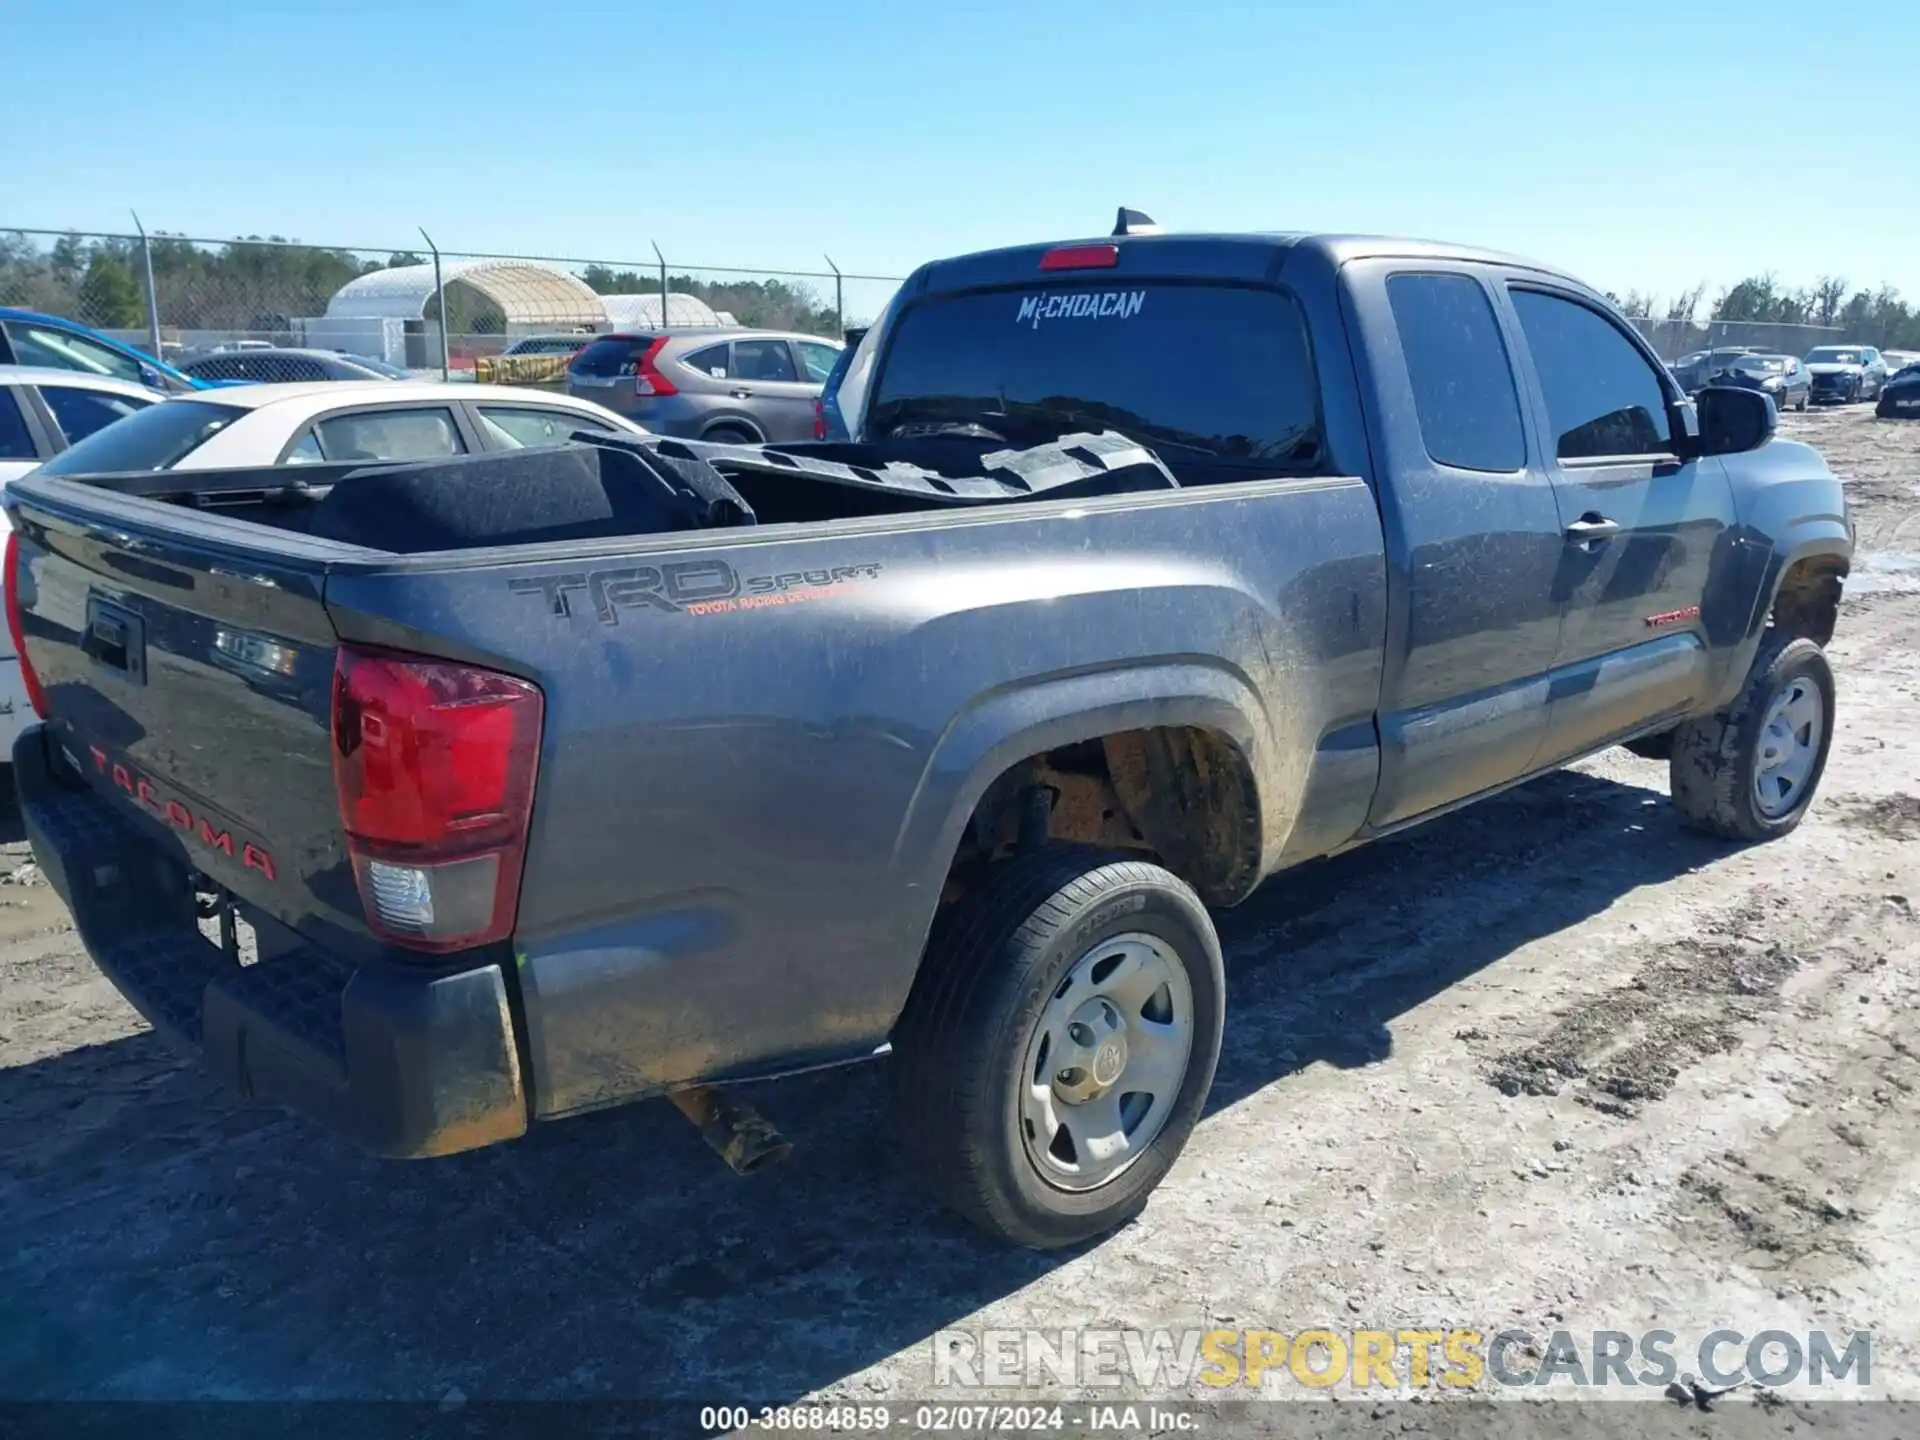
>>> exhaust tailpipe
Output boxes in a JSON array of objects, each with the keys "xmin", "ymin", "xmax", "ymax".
[{"xmin": 668, "ymin": 1085, "xmax": 793, "ymax": 1175}]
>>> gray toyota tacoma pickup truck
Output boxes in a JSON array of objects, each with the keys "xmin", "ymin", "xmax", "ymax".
[{"xmin": 4, "ymin": 221, "xmax": 1850, "ymax": 1247}]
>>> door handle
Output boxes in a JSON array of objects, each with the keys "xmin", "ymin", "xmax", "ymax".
[
  {"xmin": 1564, "ymin": 514, "xmax": 1621, "ymax": 547},
  {"xmin": 728, "ymin": 388, "xmax": 755, "ymax": 399}
]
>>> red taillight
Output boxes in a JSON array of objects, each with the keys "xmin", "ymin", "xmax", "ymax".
[
  {"xmin": 4, "ymin": 532, "xmax": 49, "ymax": 720},
  {"xmin": 811, "ymin": 397, "xmax": 827, "ymax": 441},
  {"xmin": 1039, "ymin": 244, "xmax": 1120, "ymax": 271},
  {"xmin": 634, "ymin": 336, "xmax": 677, "ymax": 397},
  {"xmin": 331, "ymin": 645, "xmax": 543, "ymax": 954}
]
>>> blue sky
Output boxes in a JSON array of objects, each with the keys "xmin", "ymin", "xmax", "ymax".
[{"xmin": 2, "ymin": 0, "xmax": 1914, "ymax": 312}]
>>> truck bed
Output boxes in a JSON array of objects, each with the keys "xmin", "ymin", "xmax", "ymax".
[
  {"xmin": 49, "ymin": 430, "xmax": 1193, "ymax": 553},
  {"xmin": 4, "ymin": 433, "xmax": 1386, "ymax": 1131}
]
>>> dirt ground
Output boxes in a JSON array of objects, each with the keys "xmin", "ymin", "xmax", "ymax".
[{"xmin": 2, "ymin": 407, "xmax": 1917, "ymax": 1426}]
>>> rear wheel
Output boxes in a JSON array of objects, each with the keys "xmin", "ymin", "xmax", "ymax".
[
  {"xmin": 892, "ymin": 846, "xmax": 1224, "ymax": 1248},
  {"xmin": 1671, "ymin": 634, "xmax": 1835, "ymax": 841},
  {"xmin": 702, "ymin": 424, "xmax": 758, "ymax": 446}
]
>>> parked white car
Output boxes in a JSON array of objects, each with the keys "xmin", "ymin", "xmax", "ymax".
[
  {"xmin": 32, "ymin": 380, "xmax": 647, "ymax": 478},
  {"xmin": 0, "ymin": 366, "xmax": 166, "ymax": 489},
  {"xmin": 2, "ymin": 367, "xmax": 170, "ymax": 755},
  {"xmin": 5, "ymin": 380, "xmax": 642, "ymax": 762}
]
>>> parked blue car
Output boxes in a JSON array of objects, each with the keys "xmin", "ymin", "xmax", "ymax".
[
  {"xmin": 812, "ymin": 326, "xmax": 868, "ymax": 440},
  {"xmin": 0, "ymin": 307, "xmax": 209, "ymax": 394}
]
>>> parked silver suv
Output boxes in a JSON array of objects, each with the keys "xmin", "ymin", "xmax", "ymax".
[{"xmin": 566, "ymin": 328, "xmax": 843, "ymax": 442}]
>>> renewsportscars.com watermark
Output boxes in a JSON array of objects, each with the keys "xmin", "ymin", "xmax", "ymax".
[{"xmin": 933, "ymin": 1327, "xmax": 1874, "ymax": 1393}]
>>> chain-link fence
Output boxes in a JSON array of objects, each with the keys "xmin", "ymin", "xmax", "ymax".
[
  {"xmin": 0, "ymin": 227, "xmax": 904, "ymax": 385},
  {"xmin": 1, "ymin": 224, "xmax": 1864, "ymax": 390},
  {"xmin": 1624, "ymin": 316, "xmax": 1844, "ymax": 363}
]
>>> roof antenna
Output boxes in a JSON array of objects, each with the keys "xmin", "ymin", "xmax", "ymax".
[{"xmin": 1113, "ymin": 207, "xmax": 1161, "ymax": 237}]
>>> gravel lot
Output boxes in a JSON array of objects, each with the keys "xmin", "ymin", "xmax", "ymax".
[{"xmin": 3, "ymin": 407, "xmax": 1917, "ymax": 1423}]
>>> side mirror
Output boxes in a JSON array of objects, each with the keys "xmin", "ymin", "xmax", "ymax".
[{"xmin": 1694, "ymin": 385, "xmax": 1775, "ymax": 457}]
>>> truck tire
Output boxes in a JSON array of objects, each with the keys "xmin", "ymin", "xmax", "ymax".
[
  {"xmin": 892, "ymin": 846, "xmax": 1224, "ymax": 1249},
  {"xmin": 1670, "ymin": 634, "xmax": 1835, "ymax": 841}
]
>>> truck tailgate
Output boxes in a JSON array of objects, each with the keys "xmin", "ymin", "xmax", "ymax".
[{"xmin": 7, "ymin": 484, "xmax": 359, "ymax": 952}]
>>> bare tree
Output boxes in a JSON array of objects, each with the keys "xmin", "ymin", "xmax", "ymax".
[
  {"xmin": 1666, "ymin": 283, "xmax": 1707, "ymax": 324},
  {"xmin": 1812, "ymin": 276, "xmax": 1848, "ymax": 328}
]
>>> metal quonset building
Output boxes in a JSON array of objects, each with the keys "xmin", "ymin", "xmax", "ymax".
[
  {"xmin": 600, "ymin": 292, "xmax": 728, "ymax": 330},
  {"xmin": 302, "ymin": 260, "xmax": 605, "ymax": 368},
  {"xmin": 329, "ymin": 260, "xmax": 605, "ymax": 328},
  {"xmin": 304, "ymin": 260, "xmax": 724, "ymax": 367}
]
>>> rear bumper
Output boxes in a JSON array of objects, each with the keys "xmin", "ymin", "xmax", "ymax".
[{"xmin": 13, "ymin": 725, "xmax": 527, "ymax": 1158}]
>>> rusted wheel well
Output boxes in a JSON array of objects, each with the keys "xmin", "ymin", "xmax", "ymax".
[
  {"xmin": 945, "ymin": 726, "xmax": 1261, "ymax": 908},
  {"xmin": 1770, "ymin": 556, "xmax": 1847, "ymax": 647}
]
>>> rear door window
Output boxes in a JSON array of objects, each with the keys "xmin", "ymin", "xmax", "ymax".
[
  {"xmin": 0, "ymin": 388, "xmax": 37, "ymax": 460},
  {"xmin": 869, "ymin": 282, "xmax": 1322, "ymax": 476},
  {"xmin": 476, "ymin": 405, "xmax": 616, "ymax": 449},
  {"xmin": 732, "ymin": 339, "xmax": 799, "ymax": 383},
  {"xmin": 313, "ymin": 407, "xmax": 464, "ymax": 462},
  {"xmin": 683, "ymin": 343, "xmax": 731, "ymax": 378},
  {"xmin": 1509, "ymin": 289, "xmax": 1673, "ymax": 459},
  {"xmin": 1386, "ymin": 273, "xmax": 1526, "ymax": 472},
  {"xmin": 40, "ymin": 385, "xmax": 153, "ymax": 445}
]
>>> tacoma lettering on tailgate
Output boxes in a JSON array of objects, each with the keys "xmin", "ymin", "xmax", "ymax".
[{"xmin": 87, "ymin": 746, "xmax": 277, "ymax": 880}]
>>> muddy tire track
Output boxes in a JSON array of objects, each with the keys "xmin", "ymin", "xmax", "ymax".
[{"xmin": 1482, "ymin": 889, "xmax": 1870, "ymax": 1115}]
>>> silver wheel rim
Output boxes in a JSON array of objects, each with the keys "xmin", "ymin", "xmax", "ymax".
[
  {"xmin": 1753, "ymin": 676, "xmax": 1824, "ymax": 818},
  {"xmin": 1018, "ymin": 932, "xmax": 1194, "ymax": 1192}
]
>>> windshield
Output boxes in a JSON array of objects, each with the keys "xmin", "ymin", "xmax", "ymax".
[
  {"xmin": 866, "ymin": 283, "xmax": 1322, "ymax": 476},
  {"xmin": 348, "ymin": 355, "xmax": 411, "ymax": 379},
  {"xmin": 1806, "ymin": 348, "xmax": 1863, "ymax": 365},
  {"xmin": 35, "ymin": 400, "xmax": 246, "ymax": 475},
  {"xmin": 1733, "ymin": 356, "xmax": 1786, "ymax": 374}
]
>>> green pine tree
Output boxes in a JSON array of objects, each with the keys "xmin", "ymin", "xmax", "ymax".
[{"xmin": 76, "ymin": 254, "xmax": 144, "ymax": 329}]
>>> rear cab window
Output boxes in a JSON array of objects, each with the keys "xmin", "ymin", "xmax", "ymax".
[
  {"xmin": 867, "ymin": 282, "xmax": 1323, "ymax": 481},
  {"xmin": 37, "ymin": 399, "xmax": 246, "ymax": 474},
  {"xmin": 1387, "ymin": 273, "xmax": 1526, "ymax": 472}
]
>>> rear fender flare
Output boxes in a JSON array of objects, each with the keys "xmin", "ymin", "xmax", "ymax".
[{"xmin": 890, "ymin": 660, "xmax": 1272, "ymax": 909}]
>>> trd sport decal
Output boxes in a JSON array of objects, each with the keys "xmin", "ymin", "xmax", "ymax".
[
  {"xmin": 511, "ymin": 559, "xmax": 884, "ymax": 625},
  {"xmin": 1644, "ymin": 605, "xmax": 1701, "ymax": 628}
]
